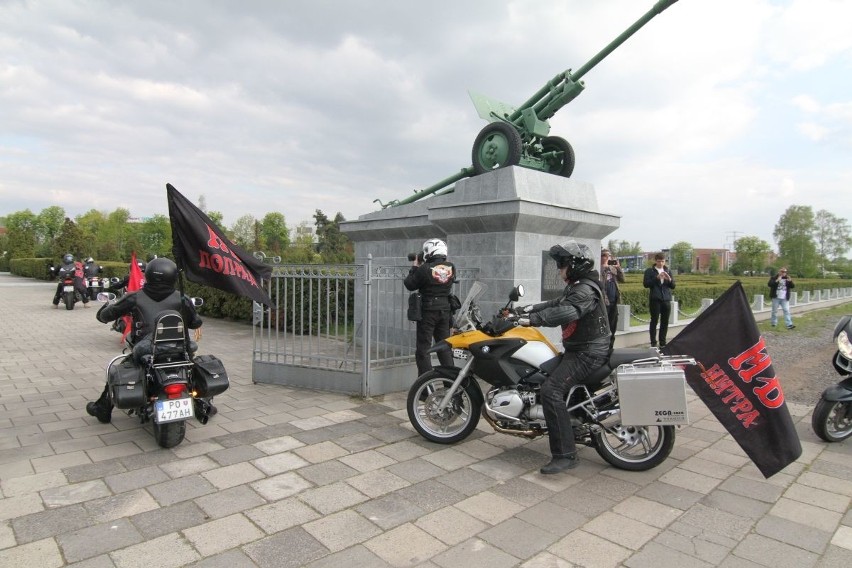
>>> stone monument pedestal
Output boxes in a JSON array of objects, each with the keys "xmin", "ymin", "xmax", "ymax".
[{"xmin": 341, "ymin": 166, "xmax": 620, "ymax": 351}]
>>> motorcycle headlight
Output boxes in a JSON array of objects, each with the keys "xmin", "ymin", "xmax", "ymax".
[{"xmin": 837, "ymin": 330, "xmax": 852, "ymax": 359}]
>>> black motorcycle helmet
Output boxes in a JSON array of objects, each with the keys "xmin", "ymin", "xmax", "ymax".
[
  {"xmin": 63, "ymin": 253, "xmax": 74, "ymax": 264},
  {"xmin": 549, "ymin": 240, "xmax": 594, "ymax": 281},
  {"xmin": 144, "ymin": 257, "xmax": 178, "ymax": 288}
]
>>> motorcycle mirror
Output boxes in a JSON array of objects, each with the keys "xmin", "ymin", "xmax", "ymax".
[
  {"xmin": 96, "ymin": 292, "xmax": 116, "ymax": 303},
  {"xmin": 192, "ymin": 297, "xmax": 204, "ymax": 307},
  {"xmin": 508, "ymin": 285, "xmax": 524, "ymax": 303}
]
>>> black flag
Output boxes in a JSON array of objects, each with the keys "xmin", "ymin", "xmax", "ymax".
[
  {"xmin": 166, "ymin": 183, "xmax": 272, "ymax": 306},
  {"xmin": 663, "ymin": 282, "xmax": 801, "ymax": 478}
]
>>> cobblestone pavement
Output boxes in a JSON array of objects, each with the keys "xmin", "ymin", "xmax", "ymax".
[{"xmin": 1, "ymin": 272, "xmax": 850, "ymax": 567}]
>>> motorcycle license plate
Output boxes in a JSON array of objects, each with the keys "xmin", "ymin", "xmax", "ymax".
[
  {"xmin": 154, "ymin": 398, "xmax": 194, "ymax": 423},
  {"xmin": 63, "ymin": 285, "xmax": 74, "ymax": 292}
]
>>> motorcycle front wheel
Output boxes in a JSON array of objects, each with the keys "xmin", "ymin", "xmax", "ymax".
[
  {"xmin": 593, "ymin": 420, "xmax": 675, "ymax": 471},
  {"xmin": 153, "ymin": 420, "xmax": 186, "ymax": 448},
  {"xmin": 811, "ymin": 398, "xmax": 852, "ymax": 442},
  {"xmin": 407, "ymin": 371, "xmax": 483, "ymax": 444}
]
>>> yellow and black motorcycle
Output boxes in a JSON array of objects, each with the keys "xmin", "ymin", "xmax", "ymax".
[{"xmin": 406, "ymin": 282, "xmax": 695, "ymax": 471}]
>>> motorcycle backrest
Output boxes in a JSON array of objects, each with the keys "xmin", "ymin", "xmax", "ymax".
[{"xmin": 153, "ymin": 310, "xmax": 185, "ymax": 343}]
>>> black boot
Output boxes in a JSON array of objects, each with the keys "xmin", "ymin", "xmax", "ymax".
[
  {"xmin": 86, "ymin": 387, "xmax": 113, "ymax": 424},
  {"xmin": 540, "ymin": 454, "xmax": 579, "ymax": 474}
]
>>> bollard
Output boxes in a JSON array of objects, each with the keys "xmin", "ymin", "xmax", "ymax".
[
  {"xmin": 753, "ymin": 294, "xmax": 764, "ymax": 311},
  {"xmin": 616, "ymin": 304, "xmax": 630, "ymax": 331}
]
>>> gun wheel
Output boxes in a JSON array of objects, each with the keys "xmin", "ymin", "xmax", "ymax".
[
  {"xmin": 541, "ymin": 136, "xmax": 575, "ymax": 177},
  {"xmin": 472, "ymin": 122, "xmax": 522, "ymax": 175}
]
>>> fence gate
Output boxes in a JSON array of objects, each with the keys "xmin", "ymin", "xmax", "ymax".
[{"xmin": 252, "ymin": 259, "xmax": 478, "ymax": 396}]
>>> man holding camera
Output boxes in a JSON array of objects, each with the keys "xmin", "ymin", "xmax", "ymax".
[
  {"xmin": 768, "ymin": 267, "xmax": 796, "ymax": 329},
  {"xmin": 404, "ymin": 238, "xmax": 456, "ymax": 376},
  {"xmin": 599, "ymin": 248, "xmax": 624, "ymax": 347}
]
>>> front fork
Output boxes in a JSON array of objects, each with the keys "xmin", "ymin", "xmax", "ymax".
[{"xmin": 435, "ymin": 358, "xmax": 475, "ymax": 412}]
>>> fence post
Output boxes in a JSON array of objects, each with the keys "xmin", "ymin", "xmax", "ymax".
[
  {"xmin": 753, "ymin": 294, "xmax": 764, "ymax": 311},
  {"xmin": 616, "ymin": 304, "xmax": 630, "ymax": 331},
  {"xmin": 362, "ymin": 255, "xmax": 373, "ymax": 397},
  {"xmin": 700, "ymin": 298, "xmax": 713, "ymax": 312},
  {"xmin": 669, "ymin": 301, "xmax": 678, "ymax": 324}
]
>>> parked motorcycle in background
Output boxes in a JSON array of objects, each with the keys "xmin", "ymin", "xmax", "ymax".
[
  {"xmin": 811, "ymin": 315, "xmax": 852, "ymax": 442},
  {"xmin": 407, "ymin": 283, "xmax": 696, "ymax": 471},
  {"xmin": 98, "ymin": 293, "xmax": 229, "ymax": 448}
]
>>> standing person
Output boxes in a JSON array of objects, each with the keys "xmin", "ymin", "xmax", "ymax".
[
  {"xmin": 768, "ymin": 267, "xmax": 795, "ymax": 329},
  {"xmin": 513, "ymin": 241, "xmax": 610, "ymax": 473},
  {"xmin": 86, "ymin": 258, "xmax": 203, "ymax": 423},
  {"xmin": 404, "ymin": 238, "xmax": 456, "ymax": 376},
  {"xmin": 643, "ymin": 253, "xmax": 675, "ymax": 348},
  {"xmin": 599, "ymin": 248, "xmax": 624, "ymax": 348}
]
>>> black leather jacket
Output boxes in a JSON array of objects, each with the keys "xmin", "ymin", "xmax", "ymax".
[{"xmin": 403, "ymin": 255, "xmax": 456, "ymax": 312}]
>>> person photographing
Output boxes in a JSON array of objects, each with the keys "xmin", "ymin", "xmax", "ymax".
[
  {"xmin": 643, "ymin": 253, "xmax": 675, "ymax": 348},
  {"xmin": 768, "ymin": 267, "xmax": 795, "ymax": 329},
  {"xmin": 404, "ymin": 239, "xmax": 457, "ymax": 376}
]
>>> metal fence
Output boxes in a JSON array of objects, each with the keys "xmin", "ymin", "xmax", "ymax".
[{"xmin": 252, "ymin": 258, "xmax": 479, "ymax": 396}]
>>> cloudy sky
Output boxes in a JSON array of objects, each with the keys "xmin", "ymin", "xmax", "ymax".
[{"xmin": 1, "ymin": 0, "xmax": 850, "ymax": 252}]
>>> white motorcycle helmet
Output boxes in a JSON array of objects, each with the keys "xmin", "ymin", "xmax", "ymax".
[{"xmin": 422, "ymin": 238, "xmax": 448, "ymax": 261}]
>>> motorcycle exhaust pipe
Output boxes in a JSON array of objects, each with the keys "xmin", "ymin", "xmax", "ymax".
[{"xmin": 481, "ymin": 408, "xmax": 545, "ymax": 439}]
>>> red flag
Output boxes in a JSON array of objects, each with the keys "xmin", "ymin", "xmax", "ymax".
[
  {"xmin": 166, "ymin": 183, "xmax": 272, "ymax": 306},
  {"xmin": 119, "ymin": 251, "xmax": 145, "ymax": 343},
  {"xmin": 663, "ymin": 282, "xmax": 802, "ymax": 478}
]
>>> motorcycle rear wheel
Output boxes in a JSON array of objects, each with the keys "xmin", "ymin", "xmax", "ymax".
[
  {"xmin": 811, "ymin": 398, "xmax": 852, "ymax": 442},
  {"xmin": 592, "ymin": 421, "xmax": 675, "ymax": 471},
  {"xmin": 407, "ymin": 371, "xmax": 482, "ymax": 444},
  {"xmin": 153, "ymin": 420, "xmax": 186, "ymax": 448},
  {"xmin": 64, "ymin": 290, "xmax": 75, "ymax": 310}
]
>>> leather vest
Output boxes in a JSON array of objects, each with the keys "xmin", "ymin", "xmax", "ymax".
[
  {"xmin": 563, "ymin": 279, "xmax": 610, "ymax": 349},
  {"xmin": 133, "ymin": 290, "xmax": 184, "ymax": 339}
]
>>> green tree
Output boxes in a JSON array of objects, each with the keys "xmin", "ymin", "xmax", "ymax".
[
  {"xmin": 100, "ymin": 208, "xmax": 131, "ymax": 261},
  {"xmin": 260, "ymin": 212, "xmax": 289, "ymax": 254},
  {"xmin": 36, "ymin": 206, "xmax": 66, "ymax": 256},
  {"xmin": 734, "ymin": 236, "xmax": 771, "ymax": 274},
  {"xmin": 282, "ymin": 221, "xmax": 321, "ymax": 263},
  {"xmin": 208, "ymin": 210, "xmax": 225, "ymax": 227},
  {"xmin": 668, "ymin": 241, "xmax": 693, "ymax": 273},
  {"xmin": 52, "ymin": 218, "xmax": 87, "ymax": 260},
  {"xmin": 773, "ymin": 205, "xmax": 818, "ymax": 276},
  {"xmin": 231, "ymin": 214, "xmax": 257, "ymax": 250},
  {"xmin": 708, "ymin": 253, "xmax": 721, "ymax": 274},
  {"xmin": 5, "ymin": 210, "xmax": 38, "ymax": 259},
  {"xmin": 813, "ymin": 209, "xmax": 852, "ymax": 269},
  {"xmin": 75, "ymin": 209, "xmax": 109, "ymax": 259},
  {"xmin": 314, "ymin": 210, "xmax": 352, "ymax": 263},
  {"xmin": 138, "ymin": 215, "xmax": 172, "ymax": 258}
]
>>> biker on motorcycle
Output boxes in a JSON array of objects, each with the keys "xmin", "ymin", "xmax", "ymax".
[
  {"xmin": 512, "ymin": 240, "xmax": 610, "ymax": 474},
  {"xmin": 86, "ymin": 257, "xmax": 203, "ymax": 423},
  {"xmin": 51, "ymin": 253, "xmax": 90, "ymax": 308},
  {"xmin": 83, "ymin": 257, "xmax": 101, "ymax": 278}
]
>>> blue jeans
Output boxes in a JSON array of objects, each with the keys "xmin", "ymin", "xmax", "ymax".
[{"xmin": 770, "ymin": 297, "xmax": 793, "ymax": 327}]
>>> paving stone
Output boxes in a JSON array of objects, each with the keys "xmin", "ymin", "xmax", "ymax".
[
  {"xmin": 660, "ymin": 467, "xmax": 723, "ymax": 495},
  {"xmin": 250, "ymin": 471, "xmax": 313, "ymax": 501},
  {"xmin": 129, "ymin": 500, "xmax": 212, "ymax": 540},
  {"xmin": 245, "ymin": 497, "xmax": 321, "ymax": 534},
  {"xmin": 549, "ymin": 529, "xmax": 632, "ymax": 568},
  {"xmin": 57, "ymin": 518, "xmax": 144, "ymax": 563},
  {"xmin": 63, "ymin": 460, "xmax": 127, "ymax": 483},
  {"xmin": 679, "ymin": 503, "xmax": 755, "ymax": 541},
  {"xmin": 11, "ymin": 503, "xmax": 92, "ymax": 544},
  {"xmin": 83, "ymin": 488, "xmax": 159, "ymax": 523},
  {"xmin": 784, "ymin": 482, "xmax": 851, "ymax": 514},
  {"xmin": 158, "ymin": 455, "xmax": 219, "ymax": 478},
  {"xmin": 301, "ymin": 544, "xmax": 388, "ymax": 568},
  {"xmin": 479, "ymin": 517, "xmax": 560, "ymax": 560},
  {"xmin": 414, "ymin": 505, "xmax": 488, "ymax": 546},
  {"xmin": 612, "ymin": 495, "xmax": 683, "ymax": 529},
  {"xmin": 104, "ymin": 465, "xmax": 170, "ymax": 493},
  {"xmin": 701, "ymin": 489, "xmax": 774, "ymax": 520},
  {"xmin": 251, "ymin": 435, "xmax": 304, "ymax": 455},
  {"xmin": 251, "ymin": 451, "xmax": 310, "ymax": 475},
  {"xmin": 206, "ymin": 444, "xmax": 266, "ymax": 466},
  {"xmin": 454, "ymin": 491, "xmax": 526, "ymax": 526},
  {"xmin": 355, "ymin": 492, "xmax": 427, "ymax": 530},
  {"xmin": 40, "ymin": 479, "xmax": 111, "ymax": 508},
  {"xmin": 298, "ymin": 460, "xmax": 359, "ymax": 486},
  {"xmin": 653, "ymin": 524, "xmax": 736, "ymax": 565},
  {"xmin": 733, "ymin": 533, "xmax": 819, "ymax": 568},
  {"xmin": 244, "ymin": 527, "xmax": 329, "ymax": 568},
  {"xmin": 392, "ymin": 479, "xmax": 469, "ymax": 514},
  {"xmin": 623, "ymin": 540, "xmax": 716, "ymax": 568},
  {"xmin": 548, "ymin": 484, "xmax": 617, "ymax": 518},
  {"xmin": 385, "ymin": 457, "xmax": 446, "ymax": 483},
  {"xmin": 187, "ymin": 548, "xmax": 260, "ymax": 568},
  {"xmin": 432, "ymin": 537, "xmax": 521, "ymax": 568},
  {"xmin": 298, "ymin": 481, "xmax": 369, "ymax": 514},
  {"xmin": 755, "ymin": 514, "xmax": 832, "ymax": 554},
  {"xmin": 1, "ymin": 470, "xmax": 67, "ymax": 497},
  {"xmin": 183, "ymin": 513, "xmax": 265, "ymax": 556},
  {"xmin": 147, "ymin": 474, "xmax": 217, "ymax": 506},
  {"xmin": 0, "ymin": 537, "xmax": 64, "ymax": 567},
  {"xmin": 110, "ymin": 532, "xmax": 200, "ymax": 567},
  {"xmin": 770, "ymin": 497, "xmax": 843, "ymax": 533},
  {"xmin": 364, "ymin": 522, "xmax": 448, "ymax": 566},
  {"xmin": 194, "ymin": 484, "xmax": 266, "ymax": 519},
  {"xmin": 719, "ymin": 475, "xmax": 786, "ymax": 503},
  {"xmin": 637, "ymin": 480, "xmax": 705, "ymax": 510},
  {"xmin": 303, "ymin": 509, "xmax": 382, "ymax": 552}
]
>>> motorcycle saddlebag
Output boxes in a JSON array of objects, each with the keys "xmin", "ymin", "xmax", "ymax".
[
  {"xmin": 192, "ymin": 354, "xmax": 230, "ymax": 398},
  {"xmin": 108, "ymin": 358, "xmax": 147, "ymax": 409}
]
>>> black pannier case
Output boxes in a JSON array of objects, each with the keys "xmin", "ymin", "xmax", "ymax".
[
  {"xmin": 108, "ymin": 357, "xmax": 147, "ymax": 409},
  {"xmin": 193, "ymin": 354, "xmax": 230, "ymax": 398}
]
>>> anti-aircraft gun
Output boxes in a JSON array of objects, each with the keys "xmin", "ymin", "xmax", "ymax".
[{"xmin": 376, "ymin": 0, "xmax": 680, "ymax": 209}]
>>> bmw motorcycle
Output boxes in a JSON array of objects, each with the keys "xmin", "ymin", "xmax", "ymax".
[
  {"xmin": 407, "ymin": 283, "xmax": 696, "ymax": 471},
  {"xmin": 99, "ymin": 293, "xmax": 229, "ymax": 448},
  {"xmin": 811, "ymin": 315, "xmax": 852, "ymax": 442}
]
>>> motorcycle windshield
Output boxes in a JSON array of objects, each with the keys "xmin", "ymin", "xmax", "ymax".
[{"xmin": 454, "ymin": 281, "xmax": 487, "ymax": 330}]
